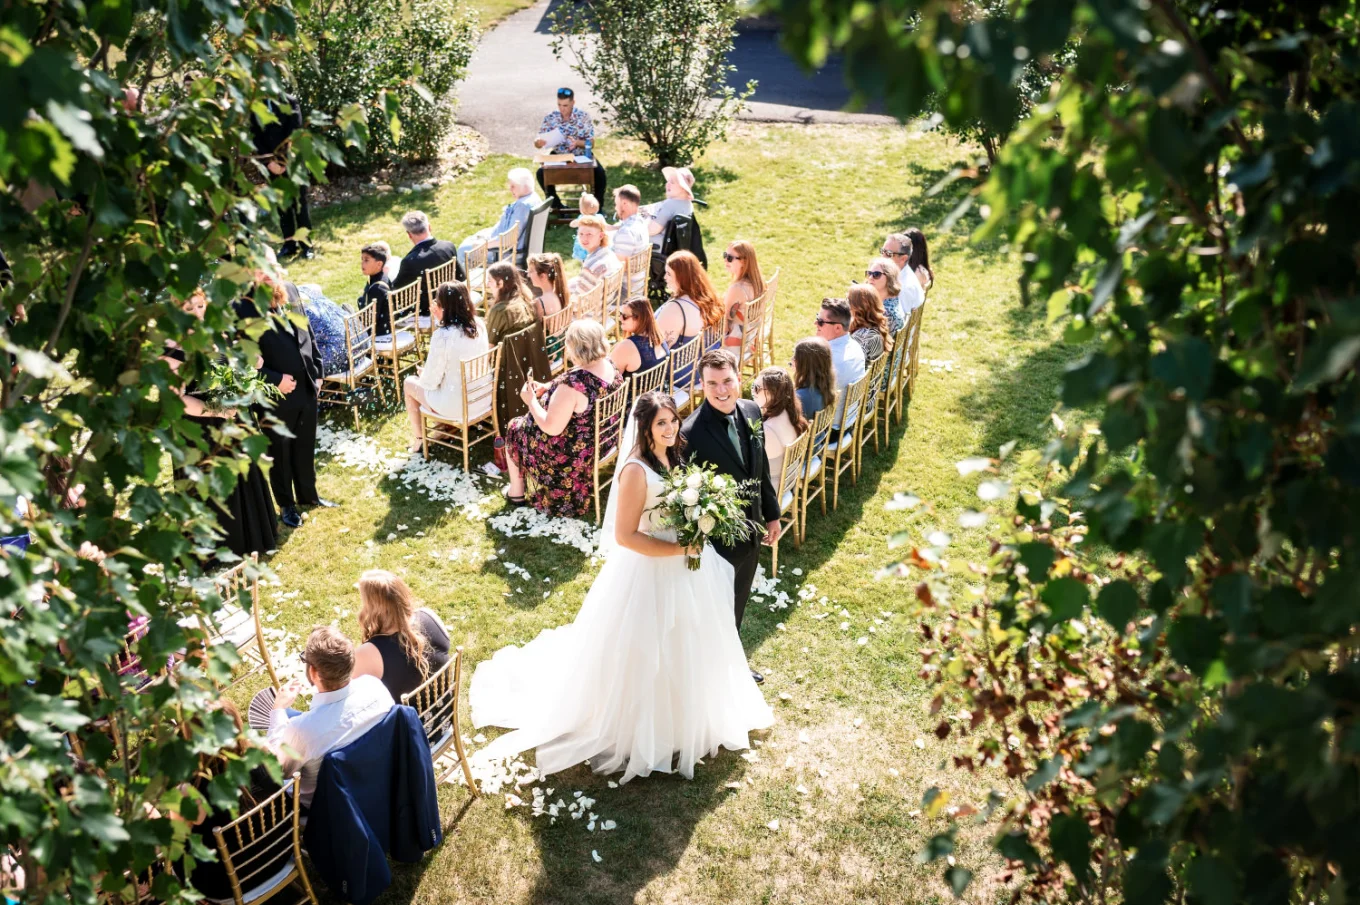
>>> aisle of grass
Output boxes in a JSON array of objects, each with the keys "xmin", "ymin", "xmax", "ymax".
[{"xmin": 273, "ymin": 122, "xmax": 1084, "ymax": 905}]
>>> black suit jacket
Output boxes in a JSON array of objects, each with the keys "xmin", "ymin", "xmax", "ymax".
[
  {"xmin": 680, "ymin": 398, "xmax": 780, "ymax": 555},
  {"xmin": 358, "ymin": 274, "xmax": 392, "ymax": 337},
  {"xmin": 393, "ymin": 238, "xmax": 460, "ymax": 316},
  {"xmin": 234, "ymin": 286, "xmax": 324, "ymax": 402},
  {"xmin": 250, "ymin": 95, "xmax": 302, "ymax": 157}
]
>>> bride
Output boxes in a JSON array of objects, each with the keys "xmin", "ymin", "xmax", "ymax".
[{"xmin": 470, "ymin": 391, "xmax": 773, "ymax": 782}]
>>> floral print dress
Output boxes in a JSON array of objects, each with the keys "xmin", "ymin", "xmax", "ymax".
[{"xmin": 506, "ymin": 368, "xmax": 625, "ymax": 518}]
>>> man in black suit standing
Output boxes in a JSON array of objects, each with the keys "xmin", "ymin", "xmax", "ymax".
[
  {"xmin": 235, "ymin": 258, "xmax": 327, "ymax": 529},
  {"xmin": 392, "ymin": 211, "xmax": 461, "ymax": 320},
  {"xmin": 251, "ymin": 95, "xmax": 313, "ymax": 260},
  {"xmin": 680, "ymin": 349, "xmax": 782, "ymax": 684}
]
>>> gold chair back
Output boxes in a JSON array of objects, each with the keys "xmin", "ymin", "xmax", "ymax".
[
  {"xmin": 800, "ymin": 405, "xmax": 837, "ymax": 539},
  {"xmin": 761, "ymin": 269, "xmax": 780, "ymax": 369},
  {"xmin": 571, "ymin": 278, "xmax": 606, "ymax": 324},
  {"xmin": 495, "ymin": 221, "xmax": 521, "ymax": 266},
  {"xmin": 195, "ymin": 553, "xmax": 278, "ymax": 692},
  {"xmin": 542, "ymin": 307, "xmax": 573, "ymax": 376},
  {"xmin": 629, "ymin": 359, "xmax": 669, "ymax": 405},
  {"xmin": 320, "ymin": 305, "xmax": 384, "ymax": 426},
  {"xmin": 601, "ymin": 266, "xmax": 626, "ymax": 336},
  {"xmin": 856, "ymin": 354, "xmax": 890, "ymax": 467},
  {"xmin": 768, "ymin": 427, "xmax": 812, "ymax": 573},
  {"xmin": 667, "ymin": 337, "xmax": 702, "ymax": 415},
  {"xmin": 464, "ymin": 238, "xmax": 491, "ymax": 299},
  {"xmin": 421, "ymin": 257, "xmax": 461, "ymax": 332},
  {"xmin": 401, "ymin": 649, "xmax": 478, "ymax": 795},
  {"xmin": 737, "ymin": 291, "xmax": 767, "ymax": 378},
  {"xmin": 830, "ymin": 372, "xmax": 871, "ymax": 509},
  {"xmin": 420, "ymin": 345, "xmax": 502, "ymax": 472},
  {"xmin": 624, "ymin": 248, "xmax": 651, "ymax": 299},
  {"xmin": 592, "ymin": 380, "xmax": 631, "ymax": 524},
  {"xmin": 210, "ymin": 774, "xmax": 318, "ymax": 905}
]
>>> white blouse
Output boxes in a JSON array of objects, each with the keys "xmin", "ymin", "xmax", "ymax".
[
  {"xmin": 762, "ymin": 411, "xmax": 801, "ymax": 487},
  {"xmin": 416, "ymin": 320, "xmax": 490, "ymax": 420}
]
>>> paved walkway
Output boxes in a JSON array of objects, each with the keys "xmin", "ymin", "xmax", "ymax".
[{"xmin": 458, "ymin": 0, "xmax": 896, "ymax": 155}]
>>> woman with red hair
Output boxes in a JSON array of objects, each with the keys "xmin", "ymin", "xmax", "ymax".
[{"xmin": 654, "ymin": 251, "xmax": 723, "ymax": 351}]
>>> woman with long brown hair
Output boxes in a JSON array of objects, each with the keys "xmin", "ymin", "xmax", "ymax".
[
  {"xmin": 351, "ymin": 569, "xmax": 451, "ymax": 700},
  {"xmin": 403, "ymin": 281, "xmax": 489, "ymax": 454},
  {"xmin": 609, "ymin": 298, "xmax": 669, "ymax": 377},
  {"xmin": 752, "ymin": 367, "xmax": 806, "ymax": 483},
  {"xmin": 720, "ymin": 240, "xmax": 765, "ymax": 350},
  {"xmin": 790, "ymin": 337, "xmax": 837, "ymax": 420},
  {"xmin": 847, "ymin": 284, "xmax": 891, "ymax": 363},
  {"xmin": 527, "ymin": 252, "xmax": 570, "ymax": 318},
  {"xmin": 654, "ymin": 251, "xmax": 722, "ymax": 349}
]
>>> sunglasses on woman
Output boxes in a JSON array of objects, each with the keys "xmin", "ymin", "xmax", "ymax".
[
  {"xmin": 865, "ymin": 270, "xmax": 885, "ymax": 280},
  {"xmin": 723, "ymin": 252, "xmax": 742, "ymax": 263}
]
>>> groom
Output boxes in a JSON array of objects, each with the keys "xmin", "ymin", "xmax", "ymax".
[{"xmin": 681, "ymin": 350, "xmax": 781, "ymax": 684}]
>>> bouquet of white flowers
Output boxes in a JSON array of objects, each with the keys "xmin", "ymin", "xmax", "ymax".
[{"xmin": 652, "ymin": 464, "xmax": 761, "ymax": 571}]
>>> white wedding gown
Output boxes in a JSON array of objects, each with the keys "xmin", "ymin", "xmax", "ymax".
[{"xmin": 470, "ymin": 458, "xmax": 774, "ymax": 783}]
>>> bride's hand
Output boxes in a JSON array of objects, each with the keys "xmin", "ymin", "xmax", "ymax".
[{"xmin": 680, "ymin": 543, "xmax": 704, "ymax": 559}]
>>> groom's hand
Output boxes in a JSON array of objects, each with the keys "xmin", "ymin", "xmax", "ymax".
[{"xmin": 763, "ymin": 519, "xmax": 781, "ymax": 545}]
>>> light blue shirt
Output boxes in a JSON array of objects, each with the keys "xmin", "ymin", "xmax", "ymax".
[
  {"xmin": 492, "ymin": 191, "xmax": 542, "ymax": 257},
  {"xmin": 828, "ymin": 333, "xmax": 866, "ymax": 429}
]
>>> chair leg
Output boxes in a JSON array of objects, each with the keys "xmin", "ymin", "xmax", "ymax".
[
  {"xmin": 450, "ymin": 649, "xmax": 479, "ymax": 797},
  {"xmin": 461, "ymin": 428, "xmax": 469, "ymax": 474},
  {"xmin": 421, "ymin": 412, "xmax": 430, "ymax": 461}
]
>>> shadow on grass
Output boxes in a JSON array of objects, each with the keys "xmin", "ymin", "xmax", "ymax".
[
  {"xmin": 310, "ymin": 189, "xmax": 445, "ymax": 246},
  {"xmin": 872, "ymin": 160, "xmax": 1010, "ymax": 266}
]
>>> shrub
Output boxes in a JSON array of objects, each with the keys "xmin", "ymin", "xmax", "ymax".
[
  {"xmin": 550, "ymin": 0, "xmax": 755, "ymax": 168},
  {"xmin": 769, "ymin": 0, "xmax": 1360, "ymax": 900},
  {"xmin": 294, "ymin": 0, "xmax": 479, "ymax": 167}
]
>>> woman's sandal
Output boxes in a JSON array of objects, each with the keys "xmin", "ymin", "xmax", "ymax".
[{"xmin": 501, "ymin": 486, "xmax": 527, "ymax": 507}]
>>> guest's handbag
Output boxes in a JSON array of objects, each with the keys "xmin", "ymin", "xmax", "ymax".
[{"xmin": 493, "ymin": 436, "xmax": 508, "ymax": 472}]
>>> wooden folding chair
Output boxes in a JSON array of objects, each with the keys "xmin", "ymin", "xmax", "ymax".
[
  {"xmin": 400, "ymin": 650, "xmax": 478, "ymax": 795},
  {"xmin": 570, "ymin": 278, "xmax": 606, "ymax": 324},
  {"xmin": 667, "ymin": 337, "xmax": 702, "ymax": 416},
  {"xmin": 736, "ymin": 291, "xmax": 766, "ymax": 379},
  {"xmin": 542, "ymin": 307, "xmax": 573, "ymax": 376},
  {"xmin": 623, "ymin": 247, "xmax": 650, "ymax": 301},
  {"xmin": 420, "ymin": 345, "xmax": 501, "ymax": 472},
  {"xmin": 880, "ymin": 322, "xmax": 911, "ymax": 428},
  {"xmin": 767, "ymin": 428, "xmax": 811, "ymax": 573},
  {"xmin": 421, "ymin": 257, "xmax": 461, "ymax": 334},
  {"xmin": 493, "ymin": 221, "xmax": 521, "ymax": 268},
  {"xmin": 591, "ymin": 381, "xmax": 631, "ymax": 524},
  {"xmin": 464, "ymin": 238, "xmax": 491, "ymax": 303},
  {"xmin": 856, "ymin": 356, "xmax": 890, "ymax": 473},
  {"xmin": 828, "ymin": 373, "xmax": 870, "ymax": 510},
  {"xmin": 210, "ymin": 774, "xmax": 318, "ymax": 905},
  {"xmin": 760, "ymin": 269, "xmax": 780, "ymax": 373},
  {"xmin": 601, "ymin": 267, "xmax": 625, "ymax": 337},
  {"xmin": 799, "ymin": 406, "xmax": 836, "ymax": 542},
  {"xmin": 320, "ymin": 305, "xmax": 384, "ymax": 426},
  {"xmin": 906, "ymin": 303, "xmax": 926, "ymax": 402},
  {"xmin": 195, "ymin": 554, "xmax": 279, "ymax": 693},
  {"xmin": 378, "ymin": 281, "xmax": 422, "ymax": 396},
  {"xmin": 628, "ymin": 360, "xmax": 669, "ymax": 406}
]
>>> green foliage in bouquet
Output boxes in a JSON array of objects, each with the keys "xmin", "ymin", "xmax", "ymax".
[
  {"xmin": 200, "ymin": 360, "xmax": 285, "ymax": 415},
  {"xmin": 653, "ymin": 464, "xmax": 761, "ymax": 569}
]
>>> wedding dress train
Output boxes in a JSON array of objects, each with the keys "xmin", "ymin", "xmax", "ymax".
[{"xmin": 469, "ymin": 458, "xmax": 773, "ymax": 783}]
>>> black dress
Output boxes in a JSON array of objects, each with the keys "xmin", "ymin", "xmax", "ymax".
[
  {"xmin": 368, "ymin": 610, "xmax": 451, "ymax": 701},
  {"xmin": 167, "ymin": 347, "xmax": 279, "ymax": 557}
]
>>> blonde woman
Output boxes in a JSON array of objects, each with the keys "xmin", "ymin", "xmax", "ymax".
[
  {"xmin": 351, "ymin": 569, "xmax": 451, "ymax": 700},
  {"xmin": 721, "ymin": 240, "xmax": 765, "ymax": 350}
]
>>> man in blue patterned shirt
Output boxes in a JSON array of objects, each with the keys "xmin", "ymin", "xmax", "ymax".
[{"xmin": 533, "ymin": 87, "xmax": 607, "ymax": 208}]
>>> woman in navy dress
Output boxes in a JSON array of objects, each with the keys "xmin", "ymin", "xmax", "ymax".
[{"xmin": 609, "ymin": 298, "xmax": 669, "ymax": 378}]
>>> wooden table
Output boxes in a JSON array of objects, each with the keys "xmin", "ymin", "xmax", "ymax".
[{"xmin": 537, "ymin": 160, "xmax": 598, "ymax": 225}]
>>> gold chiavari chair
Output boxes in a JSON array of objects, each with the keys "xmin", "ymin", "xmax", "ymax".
[
  {"xmin": 320, "ymin": 305, "xmax": 384, "ymax": 426},
  {"xmin": 828, "ymin": 372, "xmax": 870, "ymax": 510},
  {"xmin": 623, "ymin": 248, "xmax": 651, "ymax": 301},
  {"xmin": 592, "ymin": 380, "xmax": 631, "ymax": 524},
  {"xmin": 906, "ymin": 303, "xmax": 926, "ymax": 402},
  {"xmin": 601, "ymin": 266, "xmax": 625, "ymax": 337},
  {"xmin": 628, "ymin": 359, "xmax": 669, "ymax": 406},
  {"xmin": 420, "ymin": 345, "xmax": 501, "ymax": 472},
  {"xmin": 667, "ymin": 337, "xmax": 702, "ymax": 416},
  {"xmin": 701, "ymin": 321, "xmax": 723, "ymax": 355},
  {"xmin": 880, "ymin": 322, "xmax": 911, "ymax": 429},
  {"xmin": 421, "ymin": 257, "xmax": 461, "ymax": 334},
  {"xmin": 464, "ymin": 238, "xmax": 491, "ymax": 303},
  {"xmin": 194, "ymin": 554, "xmax": 279, "ymax": 693},
  {"xmin": 855, "ymin": 355, "xmax": 890, "ymax": 474},
  {"xmin": 760, "ymin": 269, "xmax": 780, "ymax": 373},
  {"xmin": 736, "ymin": 291, "xmax": 767, "ymax": 379},
  {"xmin": 570, "ymin": 277, "xmax": 606, "ymax": 324},
  {"xmin": 378, "ymin": 281, "xmax": 422, "ymax": 396},
  {"xmin": 767, "ymin": 428, "xmax": 811, "ymax": 573},
  {"xmin": 210, "ymin": 774, "xmax": 318, "ymax": 905},
  {"xmin": 542, "ymin": 307, "xmax": 573, "ymax": 376},
  {"xmin": 799, "ymin": 406, "xmax": 836, "ymax": 542},
  {"xmin": 400, "ymin": 650, "xmax": 478, "ymax": 795},
  {"xmin": 494, "ymin": 221, "xmax": 521, "ymax": 269}
]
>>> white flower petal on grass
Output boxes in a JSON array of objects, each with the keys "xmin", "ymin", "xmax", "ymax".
[
  {"xmin": 958, "ymin": 510, "xmax": 989, "ymax": 528},
  {"xmin": 927, "ymin": 531, "xmax": 951, "ymax": 548},
  {"xmin": 796, "ymin": 784, "xmax": 809, "ymax": 796},
  {"xmin": 839, "ymin": 621, "xmax": 850, "ymax": 631},
  {"xmin": 591, "ymin": 850, "xmax": 602, "ymax": 863},
  {"xmin": 955, "ymin": 457, "xmax": 993, "ymax": 476},
  {"xmin": 725, "ymin": 781, "xmax": 743, "ymax": 791},
  {"xmin": 885, "ymin": 492, "xmax": 921, "ymax": 511},
  {"xmin": 978, "ymin": 480, "xmax": 1012, "ymax": 501},
  {"xmin": 857, "ymin": 636, "xmax": 869, "ymax": 646},
  {"xmin": 915, "ymin": 738, "xmax": 926, "ymax": 749},
  {"xmin": 798, "ymin": 730, "xmax": 811, "ymax": 744}
]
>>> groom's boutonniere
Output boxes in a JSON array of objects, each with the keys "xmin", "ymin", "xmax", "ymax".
[{"xmin": 747, "ymin": 417, "xmax": 764, "ymax": 447}]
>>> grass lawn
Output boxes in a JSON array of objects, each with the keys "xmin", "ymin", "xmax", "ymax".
[
  {"xmin": 468, "ymin": 0, "xmax": 537, "ymax": 28},
  {"xmin": 265, "ymin": 121, "xmax": 1086, "ymax": 905}
]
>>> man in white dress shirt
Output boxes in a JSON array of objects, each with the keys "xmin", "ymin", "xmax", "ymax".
[
  {"xmin": 608, "ymin": 185, "xmax": 650, "ymax": 296},
  {"xmin": 268, "ymin": 625, "xmax": 395, "ymax": 808},
  {"xmin": 812, "ymin": 297, "xmax": 866, "ymax": 430}
]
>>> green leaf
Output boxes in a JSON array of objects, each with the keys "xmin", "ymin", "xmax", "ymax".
[
  {"xmin": 1167, "ymin": 615, "xmax": 1224, "ymax": 675},
  {"xmin": 1040, "ymin": 577, "xmax": 1088, "ymax": 622},
  {"xmin": 996, "ymin": 830, "xmax": 1041, "ymax": 867},
  {"xmin": 1097, "ymin": 580, "xmax": 1139, "ymax": 630},
  {"xmin": 44, "ymin": 100, "xmax": 103, "ymax": 159},
  {"xmin": 943, "ymin": 865, "xmax": 972, "ymax": 897},
  {"xmin": 1017, "ymin": 542, "xmax": 1055, "ymax": 579},
  {"xmin": 1026, "ymin": 755, "xmax": 1064, "ymax": 792},
  {"xmin": 918, "ymin": 830, "xmax": 956, "ymax": 863},
  {"xmin": 1186, "ymin": 856, "xmax": 1237, "ymax": 905},
  {"xmin": 1048, "ymin": 812, "xmax": 1092, "ymax": 883}
]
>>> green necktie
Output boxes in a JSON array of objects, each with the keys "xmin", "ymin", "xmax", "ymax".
[{"xmin": 725, "ymin": 412, "xmax": 746, "ymax": 468}]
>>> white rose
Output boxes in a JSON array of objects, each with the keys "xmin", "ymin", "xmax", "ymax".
[
  {"xmin": 686, "ymin": 473, "xmax": 704, "ymax": 490},
  {"xmin": 685, "ymin": 506, "xmax": 700, "ymax": 522},
  {"xmin": 667, "ymin": 491, "xmax": 679, "ymax": 505},
  {"xmin": 698, "ymin": 514, "xmax": 717, "ymax": 534},
  {"xmin": 681, "ymin": 488, "xmax": 701, "ymax": 506},
  {"xmin": 712, "ymin": 474, "xmax": 727, "ymax": 489}
]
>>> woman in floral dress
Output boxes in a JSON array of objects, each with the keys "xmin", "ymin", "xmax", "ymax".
[{"xmin": 503, "ymin": 321, "xmax": 623, "ymax": 517}]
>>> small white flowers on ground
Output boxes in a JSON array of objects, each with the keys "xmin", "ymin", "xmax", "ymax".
[
  {"xmin": 796, "ymin": 784, "xmax": 809, "ymax": 796},
  {"xmin": 591, "ymin": 850, "xmax": 602, "ymax": 863},
  {"xmin": 915, "ymin": 738, "xmax": 926, "ymax": 749},
  {"xmin": 766, "ymin": 819, "xmax": 781, "ymax": 831},
  {"xmin": 798, "ymin": 730, "xmax": 811, "ymax": 744}
]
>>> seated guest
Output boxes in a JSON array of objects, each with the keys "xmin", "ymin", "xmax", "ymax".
[
  {"xmin": 608, "ymin": 184, "xmax": 650, "ymax": 295},
  {"xmin": 393, "ymin": 210, "xmax": 459, "ymax": 318},
  {"xmin": 720, "ymin": 240, "xmax": 765, "ymax": 350},
  {"xmin": 503, "ymin": 321, "xmax": 624, "ymax": 516},
  {"xmin": 484, "ymin": 260, "xmax": 552, "ymax": 427},
  {"xmin": 351, "ymin": 569, "xmax": 451, "ymax": 701},
  {"xmin": 533, "ymin": 86, "xmax": 606, "ymax": 203},
  {"xmin": 373, "ymin": 240, "xmax": 401, "ymax": 285},
  {"xmin": 174, "ymin": 701, "xmax": 288, "ymax": 901},
  {"xmin": 655, "ymin": 250, "xmax": 722, "ymax": 350},
  {"xmin": 865, "ymin": 256, "xmax": 908, "ymax": 333},
  {"xmin": 458, "ymin": 168, "xmax": 541, "ymax": 269},
  {"xmin": 645, "ymin": 167, "xmax": 696, "ymax": 248},
  {"xmin": 568, "ymin": 214, "xmax": 621, "ymax": 294},
  {"xmin": 571, "ymin": 193, "xmax": 600, "ymax": 261},
  {"xmin": 847, "ymin": 285, "xmax": 891, "ymax": 363},
  {"xmin": 903, "ymin": 227, "xmax": 934, "ymax": 294},
  {"xmin": 753, "ymin": 367, "xmax": 807, "ymax": 483},
  {"xmin": 527, "ymin": 253, "xmax": 570, "ymax": 319},
  {"xmin": 811, "ymin": 297, "xmax": 865, "ymax": 428},
  {"xmin": 791, "ymin": 337, "xmax": 836, "ymax": 421},
  {"xmin": 610, "ymin": 298, "xmax": 668, "ymax": 377},
  {"xmin": 358, "ymin": 243, "xmax": 393, "ymax": 337},
  {"xmin": 296, "ymin": 285, "xmax": 350, "ymax": 377},
  {"xmin": 402, "ymin": 282, "xmax": 489, "ymax": 454},
  {"xmin": 267, "ymin": 625, "xmax": 395, "ymax": 809},
  {"xmin": 484, "ymin": 261, "xmax": 540, "ymax": 347}
]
